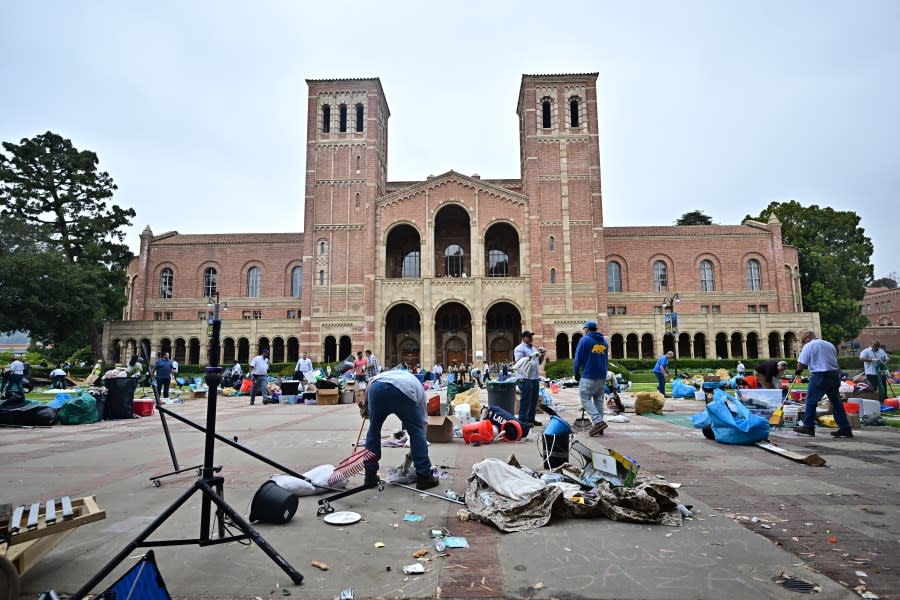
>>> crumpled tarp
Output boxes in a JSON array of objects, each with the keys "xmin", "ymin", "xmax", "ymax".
[{"xmin": 464, "ymin": 459, "xmax": 683, "ymax": 532}]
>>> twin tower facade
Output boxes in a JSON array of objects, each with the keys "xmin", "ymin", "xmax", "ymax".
[{"xmin": 107, "ymin": 73, "xmax": 816, "ymax": 369}]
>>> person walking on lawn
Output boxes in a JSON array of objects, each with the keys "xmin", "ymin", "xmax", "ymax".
[
  {"xmin": 794, "ymin": 330, "xmax": 853, "ymax": 438},
  {"xmin": 653, "ymin": 351, "xmax": 674, "ymax": 397},
  {"xmin": 573, "ymin": 320, "xmax": 610, "ymax": 436}
]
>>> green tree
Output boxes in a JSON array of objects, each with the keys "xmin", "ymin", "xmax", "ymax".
[
  {"xmin": 745, "ymin": 201, "xmax": 873, "ymax": 343},
  {"xmin": 0, "ymin": 132, "xmax": 135, "ymax": 357},
  {"xmin": 870, "ymin": 276, "xmax": 897, "ymax": 289},
  {"xmin": 675, "ymin": 210, "xmax": 713, "ymax": 225}
]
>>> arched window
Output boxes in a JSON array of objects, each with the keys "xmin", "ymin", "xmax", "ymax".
[
  {"xmin": 488, "ymin": 249, "xmax": 509, "ymax": 277},
  {"xmin": 203, "ymin": 267, "xmax": 217, "ymax": 297},
  {"xmin": 401, "ymin": 251, "xmax": 420, "ymax": 278},
  {"xmin": 247, "ymin": 267, "xmax": 261, "ymax": 297},
  {"xmin": 355, "ymin": 192, "xmax": 360, "ymax": 207},
  {"xmin": 700, "ymin": 260, "xmax": 715, "ymax": 291},
  {"xmin": 355, "ymin": 103, "xmax": 364, "ymax": 132},
  {"xmin": 653, "ymin": 260, "xmax": 668, "ymax": 292},
  {"xmin": 550, "ymin": 268, "xmax": 557, "ymax": 283},
  {"xmin": 160, "ymin": 268, "xmax": 173, "ymax": 299},
  {"xmin": 548, "ymin": 235, "xmax": 556, "ymax": 251},
  {"xmin": 607, "ymin": 261, "xmax": 622, "ymax": 292},
  {"xmin": 291, "ymin": 266, "xmax": 303, "ymax": 297},
  {"xmin": 570, "ymin": 98, "xmax": 580, "ymax": 127},
  {"xmin": 356, "ymin": 155, "xmax": 361, "ymax": 171},
  {"xmin": 318, "ymin": 270, "xmax": 325, "ymax": 285},
  {"xmin": 747, "ymin": 259, "xmax": 761, "ymax": 290},
  {"xmin": 322, "ymin": 104, "xmax": 331, "ymax": 133},
  {"xmin": 541, "ymin": 100, "xmax": 552, "ymax": 128},
  {"xmin": 319, "ymin": 240, "xmax": 327, "ymax": 255},
  {"xmin": 338, "ymin": 104, "xmax": 347, "ymax": 132},
  {"xmin": 444, "ymin": 245, "xmax": 464, "ymax": 277}
]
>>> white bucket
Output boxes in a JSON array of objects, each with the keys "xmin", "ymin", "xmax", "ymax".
[
  {"xmin": 694, "ymin": 391, "xmax": 705, "ymax": 401},
  {"xmin": 782, "ymin": 406, "xmax": 799, "ymax": 427}
]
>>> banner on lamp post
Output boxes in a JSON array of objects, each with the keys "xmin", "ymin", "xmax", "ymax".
[{"xmin": 665, "ymin": 313, "xmax": 679, "ymax": 336}]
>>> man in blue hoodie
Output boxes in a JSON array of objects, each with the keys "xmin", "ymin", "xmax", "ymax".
[{"xmin": 573, "ymin": 321, "xmax": 609, "ymax": 436}]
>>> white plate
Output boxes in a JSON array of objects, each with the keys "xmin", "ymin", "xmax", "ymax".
[{"xmin": 323, "ymin": 511, "xmax": 361, "ymax": 525}]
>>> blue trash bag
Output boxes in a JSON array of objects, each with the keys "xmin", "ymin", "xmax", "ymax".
[
  {"xmin": 671, "ymin": 380, "xmax": 697, "ymax": 398},
  {"xmin": 691, "ymin": 410, "xmax": 710, "ymax": 428},
  {"xmin": 706, "ymin": 389, "xmax": 770, "ymax": 445}
]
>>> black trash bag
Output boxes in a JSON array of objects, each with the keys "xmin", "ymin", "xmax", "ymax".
[{"xmin": 0, "ymin": 401, "xmax": 59, "ymax": 426}]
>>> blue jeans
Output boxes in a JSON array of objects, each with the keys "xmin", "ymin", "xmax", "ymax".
[
  {"xmin": 250, "ymin": 374, "xmax": 267, "ymax": 403},
  {"xmin": 804, "ymin": 370, "xmax": 850, "ymax": 431},
  {"xmin": 156, "ymin": 376, "xmax": 170, "ymax": 399},
  {"xmin": 364, "ymin": 380, "xmax": 432, "ymax": 478},
  {"xmin": 654, "ymin": 372, "xmax": 666, "ymax": 396},
  {"xmin": 517, "ymin": 378, "xmax": 539, "ymax": 423},
  {"xmin": 579, "ymin": 378, "xmax": 606, "ymax": 425}
]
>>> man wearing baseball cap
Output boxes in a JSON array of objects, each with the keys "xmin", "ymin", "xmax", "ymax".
[
  {"xmin": 514, "ymin": 330, "xmax": 545, "ymax": 427},
  {"xmin": 249, "ymin": 349, "xmax": 270, "ymax": 406},
  {"xmin": 573, "ymin": 320, "xmax": 610, "ymax": 436}
]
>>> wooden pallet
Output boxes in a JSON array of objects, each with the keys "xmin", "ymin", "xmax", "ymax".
[{"xmin": 1, "ymin": 496, "xmax": 105, "ymax": 585}]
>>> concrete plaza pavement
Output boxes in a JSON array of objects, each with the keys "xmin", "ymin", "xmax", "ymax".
[{"xmin": 2, "ymin": 384, "xmax": 897, "ymax": 599}]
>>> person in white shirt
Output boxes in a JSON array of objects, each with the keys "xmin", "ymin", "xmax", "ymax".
[
  {"xmin": 860, "ymin": 340, "xmax": 890, "ymax": 401},
  {"xmin": 7, "ymin": 358, "xmax": 25, "ymax": 394},
  {"xmin": 795, "ymin": 330, "xmax": 852, "ymax": 438},
  {"xmin": 171, "ymin": 359, "xmax": 182, "ymax": 389},
  {"xmin": 249, "ymin": 350, "xmax": 270, "ymax": 405},
  {"xmin": 50, "ymin": 364, "xmax": 68, "ymax": 389},
  {"xmin": 295, "ymin": 352, "xmax": 313, "ymax": 381},
  {"xmin": 432, "ymin": 362, "xmax": 443, "ymax": 385},
  {"xmin": 736, "ymin": 361, "xmax": 745, "ymax": 377}
]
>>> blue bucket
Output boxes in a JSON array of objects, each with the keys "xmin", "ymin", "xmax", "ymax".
[{"xmin": 544, "ymin": 415, "xmax": 572, "ymax": 435}]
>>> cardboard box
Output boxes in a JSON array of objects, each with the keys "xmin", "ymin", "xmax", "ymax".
[
  {"xmin": 847, "ymin": 413, "xmax": 860, "ymax": 429},
  {"xmin": 703, "ymin": 376, "xmax": 721, "ymax": 383},
  {"xmin": 317, "ymin": 388, "xmax": 339, "ymax": 405},
  {"xmin": 426, "ymin": 416, "xmax": 454, "ymax": 443}
]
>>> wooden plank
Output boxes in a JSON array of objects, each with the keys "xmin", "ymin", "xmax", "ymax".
[
  {"xmin": 8, "ymin": 528, "xmax": 77, "ymax": 576},
  {"xmin": 755, "ymin": 441, "xmax": 827, "ymax": 466}
]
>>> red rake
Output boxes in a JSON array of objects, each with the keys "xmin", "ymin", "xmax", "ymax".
[{"xmin": 328, "ymin": 448, "xmax": 377, "ymax": 485}]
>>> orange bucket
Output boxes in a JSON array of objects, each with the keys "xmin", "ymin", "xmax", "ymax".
[
  {"xmin": 844, "ymin": 402, "xmax": 860, "ymax": 414},
  {"xmin": 550, "ymin": 383, "xmax": 560, "ymax": 394},
  {"xmin": 885, "ymin": 398, "xmax": 899, "ymax": 410},
  {"xmin": 463, "ymin": 420, "xmax": 495, "ymax": 444},
  {"xmin": 240, "ymin": 377, "xmax": 252, "ymax": 394}
]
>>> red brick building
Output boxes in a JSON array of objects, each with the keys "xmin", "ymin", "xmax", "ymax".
[
  {"xmin": 103, "ymin": 73, "xmax": 818, "ymax": 367},
  {"xmin": 855, "ymin": 286, "xmax": 900, "ymax": 352}
]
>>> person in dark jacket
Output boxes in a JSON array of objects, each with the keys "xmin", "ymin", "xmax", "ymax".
[
  {"xmin": 755, "ymin": 359, "xmax": 787, "ymax": 389},
  {"xmin": 573, "ymin": 320, "xmax": 610, "ymax": 436},
  {"xmin": 154, "ymin": 352, "xmax": 173, "ymax": 400}
]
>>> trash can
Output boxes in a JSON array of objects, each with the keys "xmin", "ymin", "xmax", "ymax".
[
  {"xmin": 104, "ymin": 377, "xmax": 138, "ymax": 420},
  {"xmin": 540, "ymin": 416, "xmax": 573, "ymax": 469},
  {"xmin": 487, "ymin": 380, "xmax": 517, "ymax": 414}
]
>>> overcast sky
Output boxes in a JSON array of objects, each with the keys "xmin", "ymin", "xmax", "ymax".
[{"xmin": 2, "ymin": 1, "xmax": 898, "ymax": 278}]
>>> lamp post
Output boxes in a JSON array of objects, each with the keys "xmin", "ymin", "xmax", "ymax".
[
  {"xmin": 662, "ymin": 293, "xmax": 680, "ymax": 379},
  {"xmin": 202, "ymin": 292, "xmax": 226, "ymax": 483}
]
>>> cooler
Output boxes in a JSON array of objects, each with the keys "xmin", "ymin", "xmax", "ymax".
[{"xmin": 133, "ymin": 398, "xmax": 155, "ymax": 417}]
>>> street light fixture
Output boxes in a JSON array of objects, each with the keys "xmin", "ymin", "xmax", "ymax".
[{"xmin": 662, "ymin": 293, "xmax": 680, "ymax": 379}]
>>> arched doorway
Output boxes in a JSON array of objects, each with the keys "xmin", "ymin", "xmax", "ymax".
[
  {"xmin": 485, "ymin": 302, "xmax": 521, "ymax": 364},
  {"xmin": 784, "ymin": 332, "xmax": 798, "ymax": 358},
  {"xmin": 746, "ymin": 332, "xmax": 760, "ymax": 359},
  {"xmin": 174, "ymin": 338, "xmax": 186, "ymax": 363},
  {"xmin": 188, "ymin": 338, "xmax": 201, "ymax": 365},
  {"xmin": 626, "ymin": 333, "xmax": 639, "ymax": 358},
  {"xmin": 768, "ymin": 332, "xmax": 782, "ymax": 358},
  {"xmin": 223, "ymin": 338, "xmax": 236, "ymax": 364},
  {"xmin": 339, "ymin": 336, "xmax": 352, "ymax": 361},
  {"xmin": 571, "ymin": 333, "xmax": 582, "ymax": 359},
  {"xmin": 139, "ymin": 339, "xmax": 152, "ymax": 362},
  {"xmin": 272, "ymin": 337, "xmax": 285, "ymax": 363},
  {"xmin": 641, "ymin": 333, "xmax": 654, "ymax": 358},
  {"xmin": 434, "ymin": 302, "xmax": 472, "ymax": 366},
  {"xmin": 160, "ymin": 338, "xmax": 172, "ymax": 358},
  {"xmin": 715, "ymin": 333, "xmax": 728, "ymax": 359},
  {"xmin": 237, "ymin": 337, "xmax": 250, "ymax": 363},
  {"xmin": 730, "ymin": 332, "xmax": 744, "ymax": 358},
  {"xmin": 555, "ymin": 333, "xmax": 570, "ymax": 360},
  {"xmin": 110, "ymin": 339, "xmax": 122, "ymax": 364},
  {"xmin": 663, "ymin": 333, "xmax": 675, "ymax": 354},
  {"xmin": 323, "ymin": 336, "xmax": 337, "ymax": 363},
  {"xmin": 610, "ymin": 333, "xmax": 625, "ymax": 359},
  {"xmin": 386, "ymin": 303, "xmax": 422, "ymax": 367},
  {"xmin": 258, "ymin": 337, "xmax": 270, "ymax": 357},
  {"xmin": 678, "ymin": 332, "xmax": 692, "ymax": 358},
  {"xmin": 434, "ymin": 205, "xmax": 471, "ymax": 277},
  {"xmin": 693, "ymin": 333, "xmax": 707, "ymax": 358},
  {"xmin": 287, "ymin": 337, "xmax": 299, "ymax": 363}
]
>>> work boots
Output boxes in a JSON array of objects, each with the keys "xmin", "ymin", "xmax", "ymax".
[
  {"xmin": 364, "ymin": 469, "xmax": 380, "ymax": 488},
  {"xmin": 415, "ymin": 474, "xmax": 440, "ymax": 491}
]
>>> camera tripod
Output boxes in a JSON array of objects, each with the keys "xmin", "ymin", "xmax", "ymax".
[{"xmin": 71, "ymin": 307, "xmax": 303, "ymax": 599}]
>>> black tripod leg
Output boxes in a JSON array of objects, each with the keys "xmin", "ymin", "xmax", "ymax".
[
  {"xmin": 197, "ymin": 480, "xmax": 303, "ymax": 585},
  {"xmin": 69, "ymin": 482, "xmax": 202, "ymax": 600}
]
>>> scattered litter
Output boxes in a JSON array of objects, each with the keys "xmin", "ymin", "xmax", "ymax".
[
  {"xmin": 339, "ymin": 589, "xmax": 354, "ymax": 600},
  {"xmin": 856, "ymin": 571, "xmax": 868, "ymax": 578},
  {"xmin": 374, "ymin": 542, "xmax": 385, "ymax": 548},
  {"xmin": 827, "ymin": 536, "xmax": 838, "ymax": 544},
  {"xmin": 444, "ymin": 536, "xmax": 469, "ymax": 548},
  {"xmin": 445, "ymin": 490, "xmax": 460, "ymax": 501},
  {"xmin": 413, "ymin": 549, "xmax": 429, "ymax": 558},
  {"xmin": 861, "ymin": 592, "xmax": 879, "ymax": 599},
  {"xmin": 534, "ymin": 581, "xmax": 544, "ymax": 589},
  {"xmin": 311, "ymin": 561, "xmax": 329, "ymax": 571},
  {"xmin": 760, "ymin": 524, "xmax": 772, "ymax": 529},
  {"xmin": 563, "ymin": 547, "xmax": 572, "ymax": 552},
  {"xmin": 457, "ymin": 509, "xmax": 471, "ymax": 521},
  {"xmin": 403, "ymin": 514, "xmax": 424, "ymax": 522},
  {"xmin": 403, "ymin": 563, "xmax": 425, "ymax": 575},
  {"xmin": 434, "ymin": 537, "xmax": 446, "ymax": 552}
]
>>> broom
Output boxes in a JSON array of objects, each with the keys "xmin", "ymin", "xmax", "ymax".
[
  {"xmin": 770, "ymin": 376, "xmax": 799, "ymax": 426},
  {"xmin": 327, "ymin": 412, "xmax": 376, "ymax": 485}
]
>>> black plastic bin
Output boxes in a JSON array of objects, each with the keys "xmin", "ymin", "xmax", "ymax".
[
  {"xmin": 104, "ymin": 377, "xmax": 138, "ymax": 419},
  {"xmin": 486, "ymin": 380, "xmax": 517, "ymax": 414}
]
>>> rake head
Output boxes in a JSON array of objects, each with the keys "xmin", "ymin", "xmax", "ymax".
[{"xmin": 328, "ymin": 448, "xmax": 378, "ymax": 485}]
